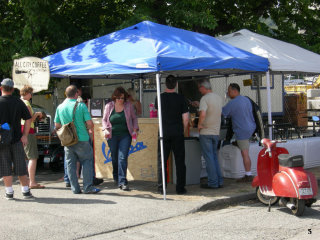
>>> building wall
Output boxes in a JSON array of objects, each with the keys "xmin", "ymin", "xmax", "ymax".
[
  {"xmin": 92, "ymin": 78, "xmax": 132, "ymax": 99},
  {"xmin": 32, "ymin": 74, "xmax": 284, "ymax": 119},
  {"xmin": 210, "ymin": 74, "xmax": 283, "ymax": 115}
]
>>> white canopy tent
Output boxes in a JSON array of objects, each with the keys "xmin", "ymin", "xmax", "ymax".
[{"xmin": 218, "ymin": 29, "xmax": 320, "ymax": 138}]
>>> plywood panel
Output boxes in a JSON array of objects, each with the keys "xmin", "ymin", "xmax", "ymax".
[{"xmin": 93, "ymin": 118, "xmax": 159, "ymax": 182}]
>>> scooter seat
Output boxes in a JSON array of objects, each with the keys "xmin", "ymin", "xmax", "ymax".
[{"xmin": 278, "ymin": 154, "xmax": 304, "ymax": 168}]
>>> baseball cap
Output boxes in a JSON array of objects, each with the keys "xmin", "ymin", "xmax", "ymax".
[{"xmin": 1, "ymin": 78, "xmax": 14, "ymax": 87}]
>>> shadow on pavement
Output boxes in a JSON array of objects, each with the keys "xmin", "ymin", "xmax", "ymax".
[
  {"xmin": 235, "ymin": 198, "xmax": 320, "ymax": 220},
  {"xmin": 104, "ymin": 192, "xmax": 174, "ymax": 201},
  {"xmin": 14, "ymin": 197, "xmax": 116, "ymax": 205},
  {"xmin": 276, "ymin": 204, "xmax": 320, "ymax": 219}
]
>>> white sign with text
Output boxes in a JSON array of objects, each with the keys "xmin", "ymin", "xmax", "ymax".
[{"xmin": 12, "ymin": 57, "xmax": 50, "ymax": 93}]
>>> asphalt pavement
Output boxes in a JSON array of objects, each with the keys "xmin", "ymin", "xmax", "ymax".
[{"xmin": 0, "ymin": 166, "xmax": 319, "ymax": 240}]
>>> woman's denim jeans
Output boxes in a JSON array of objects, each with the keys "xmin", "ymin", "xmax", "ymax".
[
  {"xmin": 107, "ymin": 134, "xmax": 132, "ymax": 186},
  {"xmin": 64, "ymin": 141, "xmax": 94, "ymax": 193},
  {"xmin": 199, "ymin": 135, "xmax": 223, "ymax": 187}
]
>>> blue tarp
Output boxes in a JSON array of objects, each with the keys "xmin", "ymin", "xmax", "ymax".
[{"xmin": 44, "ymin": 21, "xmax": 269, "ymax": 78}]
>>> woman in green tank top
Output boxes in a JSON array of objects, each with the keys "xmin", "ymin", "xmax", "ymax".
[{"xmin": 102, "ymin": 87, "xmax": 139, "ymax": 191}]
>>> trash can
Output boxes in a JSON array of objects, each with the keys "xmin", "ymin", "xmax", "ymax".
[{"xmin": 172, "ymin": 137, "xmax": 202, "ymax": 185}]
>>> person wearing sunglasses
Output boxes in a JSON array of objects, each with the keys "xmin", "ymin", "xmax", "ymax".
[{"xmin": 102, "ymin": 87, "xmax": 139, "ymax": 191}]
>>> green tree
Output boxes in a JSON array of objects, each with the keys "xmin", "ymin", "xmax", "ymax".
[
  {"xmin": 118, "ymin": 0, "xmax": 218, "ymax": 32},
  {"xmin": 124, "ymin": 0, "xmax": 320, "ymax": 54},
  {"xmin": 268, "ymin": 0, "xmax": 320, "ymax": 53},
  {"xmin": 0, "ymin": 0, "xmax": 134, "ymax": 78},
  {"xmin": 1, "ymin": 0, "xmax": 320, "ymax": 79},
  {"xmin": 0, "ymin": 0, "xmax": 23, "ymax": 78}
]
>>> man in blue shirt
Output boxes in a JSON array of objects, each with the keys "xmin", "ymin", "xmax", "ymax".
[{"xmin": 222, "ymin": 83, "xmax": 256, "ymax": 182}]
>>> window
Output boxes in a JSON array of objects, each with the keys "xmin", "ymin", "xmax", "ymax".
[
  {"xmin": 251, "ymin": 74, "xmax": 274, "ymax": 89},
  {"xmin": 134, "ymin": 78, "xmax": 157, "ymax": 90}
]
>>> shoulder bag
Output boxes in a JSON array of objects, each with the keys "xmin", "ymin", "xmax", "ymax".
[{"xmin": 56, "ymin": 101, "xmax": 79, "ymax": 147}]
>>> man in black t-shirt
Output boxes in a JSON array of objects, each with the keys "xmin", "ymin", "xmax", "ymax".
[
  {"xmin": 155, "ymin": 75, "xmax": 189, "ymax": 194},
  {"xmin": 0, "ymin": 78, "xmax": 32, "ymax": 200}
]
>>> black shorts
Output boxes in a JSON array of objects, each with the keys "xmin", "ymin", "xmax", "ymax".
[{"xmin": 0, "ymin": 141, "xmax": 27, "ymax": 177}]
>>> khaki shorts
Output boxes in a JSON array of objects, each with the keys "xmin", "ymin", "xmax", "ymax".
[
  {"xmin": 236, "ymin": 139, "xmax": 250, "ymax": 151},
  {"xmin": 24, "ymin": 134, "xmax": 39, "ymax": 160}
]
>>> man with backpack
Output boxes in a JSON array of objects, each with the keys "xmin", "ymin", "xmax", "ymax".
[
  {"xmin": 0, "ymin": 78, "xmax": 33, "ymax": 199},
  {"xmin": 222, "ymin": 83, "xmax": 256, "ymax": 182}
]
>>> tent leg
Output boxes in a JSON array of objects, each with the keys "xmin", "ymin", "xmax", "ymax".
[
  {"xmin": 139, "ymin": 78, "xmax": 143, "ymax": 116},
  {"xmin": 156, "ymin": 73, "xmax": 166, "ymax": 200},
  {"xmin": 266, "ymin": 71, "xmax": 273, "ymax": 139},
  {"xmin": 224, "ymin": 75, "xmax": 229, "ymax": 101}
]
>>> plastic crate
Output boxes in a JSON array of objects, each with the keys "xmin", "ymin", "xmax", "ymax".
[{"xmin": 36, "ymin": 132, "xmax": 60, "ymax": 145}]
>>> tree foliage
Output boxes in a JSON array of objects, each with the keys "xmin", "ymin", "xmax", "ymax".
[
  {"xmin": 1, "ymin": 0, "xmax": 320, "ymax": 79},
  {"xmin": 0, "ymin": 0, "xmax": 133, "ymax": 78}
]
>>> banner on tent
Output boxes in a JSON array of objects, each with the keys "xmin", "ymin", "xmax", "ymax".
[{"xmin": 12, "ymin": 57, "xmax": 50, "ymax": 93}]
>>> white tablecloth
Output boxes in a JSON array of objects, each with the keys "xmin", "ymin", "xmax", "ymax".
[{"xmin": 218, "ymin": 137, "xmax": 320, "ymax": 178}]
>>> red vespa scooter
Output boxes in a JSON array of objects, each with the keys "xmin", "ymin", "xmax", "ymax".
[{"xmin": 252, "ymin": 138, "xmax": 318, "ymax": 216}]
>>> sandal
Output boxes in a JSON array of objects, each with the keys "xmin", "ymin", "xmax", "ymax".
[{"xmin": 29, "ymin": 184, "xmax": 45, "ymax": 189}]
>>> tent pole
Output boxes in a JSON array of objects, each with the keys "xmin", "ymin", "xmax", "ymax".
[
  {"xmin": 266, "ymin": 71, "xmax": 273, "ymax": 139},
  {"xmin": 156, "ymin": 73, "xmax": 166, "ymax": 200},
  {"xmin": 224, "ymin": 75, "xmax": 229, "ymax": 102},
  {"xmin": 257, "ymin": 77, "xmax": 261, "ymax": 110},
  {"xmin": 53, "ymin": 83, "xmax": 58, "ymax": 115},
  {"xmin": 139, "ymin": 78, "xmax": 143, "ymax": 116}
]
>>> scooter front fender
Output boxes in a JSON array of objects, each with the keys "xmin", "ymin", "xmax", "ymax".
[
  {"xmin": 252, "ymin": 176, "xmax": 259, "ymax": 188},
  {"xmin": 273, "ymin": 172, "xmax": 298, "ymax": 198}
]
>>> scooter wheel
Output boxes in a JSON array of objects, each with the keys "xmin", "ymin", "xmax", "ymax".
[
  {"xmin": 290, "ymin": 198, "xmax": 305, "ymax": 216},
  {"xmin": 256, "ymin": 187, "xmax": 279, "ymax": 206}
]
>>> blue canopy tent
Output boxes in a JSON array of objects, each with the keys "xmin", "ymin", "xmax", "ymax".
[
  {"xmin": 44, "ymin": 21, "xmax": 269, "ymax": 199},
  {"xmin": 44, "ymin": 21, "xmax": 268, "ymax": 78}
]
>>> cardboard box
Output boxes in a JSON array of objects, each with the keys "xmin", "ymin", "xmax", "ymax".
[
  {"xmin": 284, "ymin": 112, "xmax": 308, "ymax": 127},
  {"xmin": 285, "ymin": 94, "xmax": 307, "ymax": 112},
  {"xmin": 307, "ymin": 89, "xmax": 320, "ymax": 98},
  {"xmin": 307, "ymin": 99, "xmax": 320, "ymax": 109}
]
